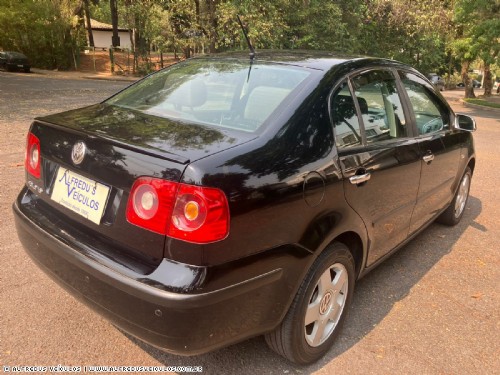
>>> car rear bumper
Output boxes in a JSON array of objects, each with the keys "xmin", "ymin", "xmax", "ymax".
[
  {"xmin": 13, "ymin": 188, "xmax": 288, "ymax": 355},
  {"xmin": 6, "ymin": 62, "xmax": 30, "ymax": 70}
]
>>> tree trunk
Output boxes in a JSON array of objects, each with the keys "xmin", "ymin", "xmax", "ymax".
[
  {"xmin": 206, "ymin": 0, "xmax": 217, "ymax": 53},
  {"xmin": 83, "ymin": 0, "xmax": 94, "ymax": 47},
  {"xmin": 194, "ymin": 0, "xmax": 200, "ymax": 24},
  {"xmin": 447, "ymin": 51, "xmax": 453, "ymax": 88},
  {"xmin": 461, "ymin": 61, "xmax": 475, "ymax": 99},
  {"xmin": 483, "ymin": 61, "xmax": 492, "ymax": 96},
  {"xmin": 135, "ymin": 15, "xmax": 147, "ymax": 60},
  {"xmin": 110, "ymin": 0, "xmax": 120, "ymax": 47},
  {"xmin": 123, "ymin": 0, "xmax": 134, "ymax": 73},
  {"xmin": 129, "ymin": 29, "xmax": 136, "ymax": 74}
]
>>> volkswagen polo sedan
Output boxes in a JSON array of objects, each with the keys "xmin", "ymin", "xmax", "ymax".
[{"xmin": 13, "ymin": 51, "xmax": 476, "ymax": 364}]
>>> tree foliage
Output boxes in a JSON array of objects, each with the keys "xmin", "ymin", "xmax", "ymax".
[
  {"xmin": 0, "ymin": 0, "xmax": 498, "ymax": 88},
  {"xmin": 0, "ymin": 0, "xmax": 84, "ymax": 69},
  {"xmin": 452, "ymin": 0, "xmax": 500, "ymax": 97}
]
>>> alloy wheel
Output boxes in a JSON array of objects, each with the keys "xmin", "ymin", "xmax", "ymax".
[
  {"xmin": 454, "ymin": 173, "xmax": 470, "ymax": 219},
  {"xmin": 304, "ymin": 263, "xmax": 348, "ymax": 347}
]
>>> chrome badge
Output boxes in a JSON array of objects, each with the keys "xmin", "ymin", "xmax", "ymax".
[{"xmin": 71, "ymin": 141, "xmax": 86, "ymax": 165}]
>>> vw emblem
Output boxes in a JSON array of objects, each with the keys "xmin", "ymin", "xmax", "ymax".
[
  {"xmin": 319, "ymin": 290, "xmax": 333, "ymax": 315},
  {"xmin": 71, "ymin": 141, "xmax": 86, "ymax": 165}
]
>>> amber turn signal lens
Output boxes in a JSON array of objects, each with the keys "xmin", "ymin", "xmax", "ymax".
[{"xmin": 184, "ymin": 201, "xmax": 199, "ymax": 221}]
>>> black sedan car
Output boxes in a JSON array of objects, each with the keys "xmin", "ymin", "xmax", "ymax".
[
  {"xmin": 13, "ymin": 51, "xmax": 476, "ymax": 365},
  {"xmin": 0, "ymin": 51, "xmax": 31, "ymax": 72},
  {"xmin": 457, "ymin": 79, "xmax": 481, "ymax": 88}
]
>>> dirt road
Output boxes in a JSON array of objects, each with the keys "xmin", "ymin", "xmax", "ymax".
[{"xmin": 1, "ymin": 71, "xmax": 498, "ymax": 374}]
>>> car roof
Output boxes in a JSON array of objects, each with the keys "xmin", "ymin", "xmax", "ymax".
[
  {"xmin": 199, "ymin": 50, "xmax": 405, "ymax": 72},
  {"xmin": 3, "ymin": 51, "xmax": 27, "ymax": 58}
]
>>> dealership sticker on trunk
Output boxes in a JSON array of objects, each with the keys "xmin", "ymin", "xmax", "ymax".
[{"xmin": 51, "ymin": 168, "xmax": 110, "ymax": 225}]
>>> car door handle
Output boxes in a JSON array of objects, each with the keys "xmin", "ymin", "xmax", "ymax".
[
  {"xmin": 423, "ymin": 154, "xmax": 435, "ymax": 163},
  {"xmin": 349, "ymin": 173, "xmax": 371, "ymax": 185}
]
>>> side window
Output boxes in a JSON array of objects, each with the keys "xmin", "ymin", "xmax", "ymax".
[
  {"xmin": 352, "ymin": 70, "xmax": 408, "ymax": 143},
  {"xmin": 331, "ymin": 81, "xmax": 362, "ymax": 149},
  {"xmin": 399, "ymin": 71, "xmax": 450, "ymax": 135}
]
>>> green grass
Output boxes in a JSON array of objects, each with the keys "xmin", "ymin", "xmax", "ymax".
[{"xmin": 463, "ymin": 98, "xmax": 500, "ymax": 109}]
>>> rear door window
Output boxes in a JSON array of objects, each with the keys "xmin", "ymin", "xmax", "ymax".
[
  {"xmin": 351, "ymin": 70, "xmax": 409, "ymax": 144},
  {"xmin": 331, "ymin": 81, "xmax": 362, "ymax": 149}
]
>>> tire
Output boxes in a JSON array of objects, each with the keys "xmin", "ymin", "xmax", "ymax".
[
  {"xmin": 265, "ymin": 242, "xmax": 355, "ymax": 365},
  {"xmin": 24, "ymin": 67, "xmax": 30, "ymax": 73},
  {"xmin": 437, "ymin": 167, "xmax": 472, "ymax": 226}
]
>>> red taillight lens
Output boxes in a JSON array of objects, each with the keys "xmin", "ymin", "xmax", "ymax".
[
  {"xmin": 168, "ymin": 184, "xmax": 229, "ymax": 243},
  {"xmin": 25, "ymin": 132, "xmax": 41, "ymax": 178},
  {"xmin": 126, "ymin": 178, "xmax": 178, "ymax": 235},
  {"xmin": 126, "ymin": 177, "xmax": 230, "ymax": 243}
]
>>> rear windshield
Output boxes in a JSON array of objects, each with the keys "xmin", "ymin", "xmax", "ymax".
[
  {"xmin": 106, "ymin": 60, "xmax": 311, "ymax": 132},
  {"xmin": 7, "ymin": 52, "xmax": 27, "ymax": 59}
]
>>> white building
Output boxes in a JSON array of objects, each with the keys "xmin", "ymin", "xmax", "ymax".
[{"xmin": 86, "ymin": 18, "xmax": 131, "ymax": 49}]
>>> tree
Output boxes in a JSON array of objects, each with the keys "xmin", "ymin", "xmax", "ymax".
[
  {"xmin": 282, "ymin": 1, "xmax": 346, "ymax": 50},
  {"xmin": 0, "ymin": 0, "xmax": 85, "ymax": 69},
  {"xmin": 1, "ymin": 0, "xmax": 495, "ymax": 79},
  {"xmin": 83, "ymin": 0, "xmax": 95, "ymax": 47},
  {"xmin": 453, "ymin": 0, "xmax": 500, "ymax": 98},
  {"xmin": 361, "ymin": 0, "xmax": 452, "ymax": 74},
  {"xmin": 110, "ymin": 0, "xmax": 119, "ymax": 47}
]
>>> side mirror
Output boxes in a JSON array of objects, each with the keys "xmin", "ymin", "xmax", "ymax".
[{"xmin": 455, "ymin": 113, "xmax": 476, "ymax": 132}]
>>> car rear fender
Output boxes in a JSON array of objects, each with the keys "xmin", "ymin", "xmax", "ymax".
[{"xmin": 300, "ymin": 207, "xmax": 368, "ymax": 278}]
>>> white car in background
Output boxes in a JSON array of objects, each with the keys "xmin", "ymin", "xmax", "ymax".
[
  {"xmin": 427, "ymin": 74, "xmax": 445, "ymax": 91},
  {"xmin": 493, "ymin": 81, "xmax": 500, "ymax": 94}
]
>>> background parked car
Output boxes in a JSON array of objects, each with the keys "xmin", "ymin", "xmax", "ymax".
[
  {"xmin": 456, "ymin": 79, "xmax": 481, "ymax": 88},
  {"xmin": 427, "ymin": 74, "xmax": 445, "ymax": 91},
  {"xmin": 493, "ymin": 80, "xmax": 500, "ymax": 94},
  {"xmin": 0, "ymin": 51, "xmax": 31, "ymax": 72}
]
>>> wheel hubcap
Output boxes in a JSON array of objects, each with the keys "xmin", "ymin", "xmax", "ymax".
[
  {"xmin": 454, "ymin": 173, "xmax": 470, "ymax": 219},
  {"xmin": 304, "ymin": 263, "xmax": 348, "ymax": 347}
]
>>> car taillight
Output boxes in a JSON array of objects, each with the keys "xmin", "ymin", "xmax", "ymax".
[
  {"xmin": 126, "ymin": 178, "xmax": 178, "ymax": 235},
  {"xmin": 25, "ymin": 132, "xmax": 41, "ymax": 178},
  {"xmin": 168, "ymin": 184, "xmax": 230, "ymax": 243},
  {"xmin": 126, "ymin": 177, "xmax": 230, "ymax": 243}
]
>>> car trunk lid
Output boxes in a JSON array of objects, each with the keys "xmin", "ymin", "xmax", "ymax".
[
  {"xmin": 41, "ymin": 104, "xmax": 253, "ymax": 163},
  {"xmin": 29, "ymin": 105, "xmax": 254, "ymax": 265}
]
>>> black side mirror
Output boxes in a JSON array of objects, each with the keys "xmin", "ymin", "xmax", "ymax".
[{"xmin": 455, "ymin": 113, "xmax": 476, "ymax": 132}]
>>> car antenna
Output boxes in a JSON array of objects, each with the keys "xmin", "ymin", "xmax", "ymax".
[
  {"xmin": 237, "ymin": 15, "xmax": 255, "ymax": 60},
  {"xmin": 237, "ymin": 15, "xmax": 255, "ymax": 82}
]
